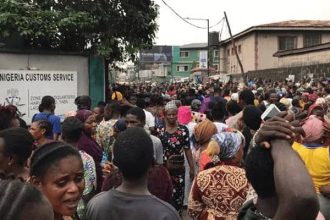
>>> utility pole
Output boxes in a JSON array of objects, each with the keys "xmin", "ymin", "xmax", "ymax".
[{"xmin": 224, "ymin": 11, "xmax": 246, "ymax": 85}]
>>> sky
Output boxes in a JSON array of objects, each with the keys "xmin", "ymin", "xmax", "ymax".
[{"xmin": 154, "ymin": 0, "xmax": 330, "ymax": 46}]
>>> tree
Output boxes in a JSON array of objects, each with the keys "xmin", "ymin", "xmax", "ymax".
[{"xmin": 0, "ymin": 0, "xmax": 158, "ymax": 63}]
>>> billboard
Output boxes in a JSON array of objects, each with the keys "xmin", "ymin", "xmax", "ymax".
[
  {"xmin": 199, "ymin": 50, "xmax": 208, "ymax": 69},
  {"xmin": 140, "ymin": 46, "xmax": 172, "ymax": 66},
  {"xmin": 0, "ymin": 70, "xmax": 77, "ymax": 123}
]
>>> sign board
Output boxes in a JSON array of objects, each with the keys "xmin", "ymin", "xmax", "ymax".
[
  {"xmin": 199, "ymin": 51, "xmax": 208, "ymax": 69},
  {"xmin": 0, "ymin": 70, "xmax": 77, "ymax": 123},
  {"xmin": 288, "ymin": 75, "xmax": 295, "ymax": 82}
]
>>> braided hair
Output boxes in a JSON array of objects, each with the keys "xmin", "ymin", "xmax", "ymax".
[
  {"xmin": 0, "ymin": 128, "xmax": 34, "ymax": 166},
  {"xmin": 30, "ymin": 141, "xmax": 82, "ymax": 179},
  {"xmin": 0, "ymin": 173, "xmax": 50, "ymax": 220}
]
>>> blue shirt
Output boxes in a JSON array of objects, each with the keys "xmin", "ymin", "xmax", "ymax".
[{"xmin": 32, "ymin": 112, "xmax": 61, "ymax": 139}]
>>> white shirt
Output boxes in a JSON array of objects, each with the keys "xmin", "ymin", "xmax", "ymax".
[{"xmin": 143, "ymin": 109, "xmax": 155, "ymax": 130}]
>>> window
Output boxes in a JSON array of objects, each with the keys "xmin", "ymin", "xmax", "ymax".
[
  {"xmin": 227, "ymin": 49, "xmax": 230, "ymax": 56},
  {"xmin": 238, "ymin": 45, "xmax": 241, "ymax": 53},
  {"xmin": 304, "ymin": 33, "xmax": 321, "ymax": 47},
  {"xmin": 278, "ymin": 36, "xmax": 297, "ymax": 50},
  {"xmin": 214, "ymin": 50, "xmax": 219, "ymax": 58},
  {"xmin": 176, "ymin": 65, "xmax": 189, "ymax": 72},
  {"xmin": 180, "ymin": 51, "xmax": 189, "ymax": 57}
]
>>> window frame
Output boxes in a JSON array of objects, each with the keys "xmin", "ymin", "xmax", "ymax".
[
  {"xmin": 278, "ymin": 36, "xmax": 297, "ymax": 51},
  {"xmin": 176, "ymin": 65, "xmax": 189, "ymax": 72},
  {"xmin": 179, "ymin": 51, "xmax": 189, "ymax": 58},
  {"xmin": 303, "ymin": 33, "xmax": 321, "ymax": 47}
]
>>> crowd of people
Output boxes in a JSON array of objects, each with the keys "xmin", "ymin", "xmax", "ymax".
[{"xmin": 0, "ymin": 77, "xmax": 330, "ymax": 220}]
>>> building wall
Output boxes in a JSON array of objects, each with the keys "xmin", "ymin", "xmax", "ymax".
[
  {"xmin": 222, "ymin": 33, "xmax": 256, "ymax": 74},
  {"xmin": 0, "ymin": 52, "xmax": 89, "ymax": 95},
  {"xmin": 172, "ymin": 49, "xmax": 199, "ymax": 78},
  {"xmin": 277, "ymin": 49, "xmax": 330, "ymax": 68},
  {"xmin": 221, "ymin": 30, "xmax": 330, "ymax": 75}
]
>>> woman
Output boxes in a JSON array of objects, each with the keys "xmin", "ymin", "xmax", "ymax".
[
  {"xmin": 0, "ymin": 104, "xmax": 19, "ymax": 131},
  {"xmin": 76, "ymin": 110, "xmax": 103, "ymax": 191},
  {"xmin": 29, "ymin": 119, "xmax": 52, "ymax": 147},
  {"xmin": 0, "ymin": 128, "xmax": 34, "ymax": 181},
  {"xmin": 32, "ymin": 96, "xmax": 61, "ymax": 140},
  {"xmin": 156, "ymin": 101, "xmax": 195, "ymax": 214},
  {"xmin": 193, "ymin": 119, "xmax": 218, "ymax": 171},
  {"xmin": 188, "ymin": 132, "xmax": 249, "ymax": 220},
  {"xmin": 61, "ymin": 117, "xmax": 98, "ymax": 219},
  {"xmin": 0, "ymin": 173, "xmax": 54, "ymax": 220},
  {"xmin": 30, "ymin": 142, "xmax": 85, "ymax": 220},
  {"xmin": 293, "ymin": 115, "xmax": 330, "ymax": 219}
]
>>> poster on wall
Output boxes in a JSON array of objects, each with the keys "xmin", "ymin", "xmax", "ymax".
[
  {"xmin": 0, "ymin": 70, "xmax": 78, "ymax": 123},
  {"xmin": 199, "ymin": 51, "xmax": 208, "ymax": 69}
]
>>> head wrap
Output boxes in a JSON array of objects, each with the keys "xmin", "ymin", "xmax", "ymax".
[
  {"xmin": 191, "ymin": 99, "xmax": 202, "ymax": 111},
  {"xmin": 302, "ymin": 115, "xmax": 324, "ymax": 144},
  {"xmin": 165, "ymin": 101, "xmax": 178, "ymax": 111},
  {"xmin": 212, "ymin": 132, "xmax": 242, "ymax": 160},
  {"xmin": 76, "ymin": 109, "xmax": 93, "ymax": 123},
  {"xmin": 307, "ymin": 104, "xmax": 323, "ymax": 116},
  {"xmin": 178, "ymin": 106, "xmax": 192, "ymax": 125},
  {"xmin": 193, "ymin": 119, "xmax": 217, "ymax": 145},
  {"xmin": 231, "ymin": 93, "xmax": 239, "ymax": 101},
  {"xmin": 111, "ymin": 91, "xmax": 123, "ymax": 101},
  {"xmin": 316, "ymin": 98, "xmax": 327, "ymax": 108},
  {"xmin": 309, "ymin": 92, "xmax": 318, "ymax": 102}
]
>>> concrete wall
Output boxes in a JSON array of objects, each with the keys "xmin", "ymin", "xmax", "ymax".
[
  {"xmin": 277, "ymin": 49, "xmax": 330, "ymax": 68},
  {"xmin": 247, "ymin": 62, "xmax": 330, "ymax": 82},
  {"xmin": 0, "ymin": 52, "xmax": 89, "ymax": 95}
]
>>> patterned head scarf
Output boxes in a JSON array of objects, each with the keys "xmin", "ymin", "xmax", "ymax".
[
  {"xmin": 316, "ymin": 98, "xmax": 327, "ymax": 108},
  {"xmin": 165, "ymin": 101, "xmax": 178, "ymax": 111},
  {"xmin": 191, "ymin": 99, "xmax": 202, "ymax": 112},
  {"xmin": 302, "ymin": 115, "xmax": 324, "ymax": 144},
  {"xmin": 194, "ymin": 119, "xmax": 217, "ymax": 145},
  {"xmin": 212, "ymin": 132, "xmax": 243, "ymax": 160},
  {"xmin": 307, "ymin": 104, "xmax": 324, "ymax": 117},
  {"xmin": 76, "ymin": 109, "xmax": 93, "ymax": 123}
]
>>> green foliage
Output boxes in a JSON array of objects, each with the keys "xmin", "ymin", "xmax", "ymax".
[{"xmin": 0, "ymin": 0, "xmax": 158, "ymax": 62}]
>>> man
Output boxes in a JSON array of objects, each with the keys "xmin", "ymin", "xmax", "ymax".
[
  {"xmin": 227, "ymin": 89, "xmax": 255, "ymax": 130},
  {"xmin": 238, "ymin": 116, "xmax": 319, "ymax": 220},
  {"xmin": 125, "ymin": 107, "xmax": 163, "ymax": 164},
  {"xmin": 86, "ymin": 128, "xmax": 180, "ymax": 220},
  {"xmin": 75, "ymin": 95, "xmax": 92, "ymax": 110},
  {"xmin": 136, "ymin": 98, "xmax": 155, "ymax": 134},
  {"xmin": 96, "ymin": 101, "xmax": 121, "ymax": 160}
]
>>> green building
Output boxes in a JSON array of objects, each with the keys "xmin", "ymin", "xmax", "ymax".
[{"xmin": 171, "ymin": 43, "xmax": 220, "ymax": 79}]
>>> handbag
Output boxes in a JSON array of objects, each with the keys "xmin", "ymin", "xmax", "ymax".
[{"xmin": 166, "ymin": 154, "xmax": 185, "ymax": 175}]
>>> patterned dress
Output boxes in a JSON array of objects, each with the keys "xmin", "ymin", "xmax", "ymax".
[
  {"xmin": 96, "ymin": 119, "xmax": 117, "ymax": 159},
  {"xmin": 157, "ymin": 125, "xmax": 190, "ymax": 214},
  {"xmin": 77, "ymin": 151, "xmax": 97, "ymax": 219},
  {"xmin": 188, "ymin": 165, "xmax": 249, "ymax": 220}
]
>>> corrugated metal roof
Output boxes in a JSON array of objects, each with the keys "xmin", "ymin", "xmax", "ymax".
[
  {"xmin": 221, "ymin": 20, "xmax": 330, "ymax": 44},
  {"xmin": 181, "ymin": 43, "xmax": 208, "ymax": 49},
  {"xmin": 258, "ymin": 20, "xmax": 330, "ymax": 28}
]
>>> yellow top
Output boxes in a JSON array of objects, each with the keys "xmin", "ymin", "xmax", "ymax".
[{"xmin": 292, "ymin": 142, "xmax": 330, "ymax": 193}]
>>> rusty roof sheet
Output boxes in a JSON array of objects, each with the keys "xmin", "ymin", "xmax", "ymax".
[{"xmin": 257, "ymin": 20, "xmax": 330, "ymax": 28}]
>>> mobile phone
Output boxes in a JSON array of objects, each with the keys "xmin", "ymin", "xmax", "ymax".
[{"xmin": 261, "ymin": 104, "xmax": 281, "ymax": 121}]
